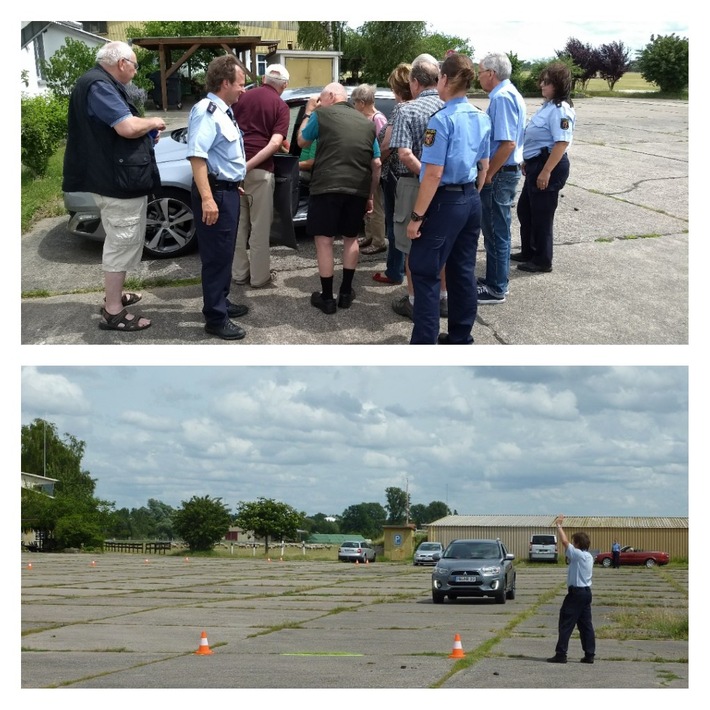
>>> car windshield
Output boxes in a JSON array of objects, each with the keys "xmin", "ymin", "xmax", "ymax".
[
  {"xmin": 445, "ymin": 542, "xmax": 500, "ymax": 559},
  {"xmin": 418, "ymin": 543, "xmax": 439, "ymax": 551}
]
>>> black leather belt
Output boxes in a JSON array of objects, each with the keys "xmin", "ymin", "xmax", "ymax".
[
  {"xmin": 207, "ymin": 175, "xmax": 241, "ymax": 191},
  {"xmin": 438, "ymin": 182, "xmax": 474, "ymax": 192},
  {"xmin": 499, "ymin": 164, "xmax": 521, "ymax": 172}
]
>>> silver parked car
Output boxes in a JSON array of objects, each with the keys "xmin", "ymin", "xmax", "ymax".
[
  {"xmin": 63, "ymin": 86, "xmax": 396, "ymax": 259},
  {"xmin": 338, "ymin": 540, "xmax": 376, "ymax": 563},
  {"xmin": 413, "ymin": 541, "xmax": 443, "ymax": 566},
  {"xmin": 431, "ymin": 539, "xmax": 516, "ymax": 604}
]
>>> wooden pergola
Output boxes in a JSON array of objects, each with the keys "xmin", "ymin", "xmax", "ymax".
[{"xmin": 130, "ymin": 35, "xmax": 280, "ymax": 109}]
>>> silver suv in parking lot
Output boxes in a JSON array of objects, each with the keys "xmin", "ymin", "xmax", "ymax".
[
  {"xmin": 431, "ymin": 538, "xmax": 516, "ymax": 604},
  {"xmin": 413, "ymin": 541, "xmax": 443, "ymax": 566},
  {"xmin": 338, "ymin": 540, "xmax": 376, "ymax": 563}
]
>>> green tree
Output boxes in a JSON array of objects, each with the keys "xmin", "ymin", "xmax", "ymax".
[
  {"xmin": 172, "ymin": 495, "xmax": 232, "ymax": 551},
  {"xmin": 598, "ymin": 41, "xmax": 631, "ymax": 91},
  {"xmin": 341, "ymin": 28, "xmax": 367, "ymax": 84},
  {"xmin": 409, "ymin": 503, "xmax": 428, "ymax": 528},
  {"xmin": 340, "ymin": 502, "xmax": 386, "ymax": 539},
  {"xmin": 360, "ymin": 21, "xmax": 427, "ymax": 84},
  {"xmin": 419, "ymin": 31, "xmax": 474, "ymax": 62},
  {"xmin": 426, "ymin": 501, "xmax": 451, "ymax": 522},
  {"xmin": 385, "ymin": 486, "xmax": 410, "ymax": 524},
  {"xmin": 302, "ymin": 512, "xmax": 340, "ymax": 535},
  {"xmin": 636, "ymin": 33, "xmax": 689, "ymax": 94},
  {"xmin": 297, "ymin": 21, "xmax": 346, "ymax": 51},
  {"xmin": 233, "ymin": 498, "xmax": 304, "ymax": 553},
  {"xmin": 40, "ymin": 36, "xmax": 98, "ymax": 99}
]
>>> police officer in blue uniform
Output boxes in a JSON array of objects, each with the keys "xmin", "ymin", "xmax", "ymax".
[
  {"xmin": 514, "ymin": 61, "xmax": 575, "ymax": 273},
  {"xmin": 406, "ymin": 53, "xmax": 491, "ymax": 344},
  {"xmin": 187, "ymin": 55, "xmax": 249, "ymax": 340}
]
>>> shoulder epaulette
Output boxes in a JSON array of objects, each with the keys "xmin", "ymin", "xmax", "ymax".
[{"xmin": 207, "ymin": 101, "xmax": 218, "ymax": 115}]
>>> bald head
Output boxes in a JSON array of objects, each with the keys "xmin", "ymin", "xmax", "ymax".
[{"xmin": 320, "ymin": 82, "xmax": 348, "ymax": 106}]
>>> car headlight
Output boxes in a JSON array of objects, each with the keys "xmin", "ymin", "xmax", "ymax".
[
  {"xmin": 480, "ymin": 566, "xmax": 501, "ymax": 576},
  {"xmin": 433, "ymin": 565, "xmax": 446, "ymax": 575}
]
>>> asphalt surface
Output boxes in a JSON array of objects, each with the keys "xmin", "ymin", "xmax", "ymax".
[
  {"xmin": 20, "ymin": 552, "xmax": 688, "ymax": 692},
  {"xmin": 20, "ymin": 96, "xmax": 688, "ymax": 345}
]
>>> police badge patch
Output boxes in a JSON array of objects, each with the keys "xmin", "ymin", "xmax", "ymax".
[
  {"xmin": 560, "ymin": 118, "xmax": 570, "ymax": 130},
  {"xmin": 424, "ymin": 129, "xmax": 437, "ymax": 146}
]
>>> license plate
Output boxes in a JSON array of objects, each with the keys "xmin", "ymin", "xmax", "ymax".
[{"xmin": 455, "ymin": 575, "xmax": 477, "ymax": 583}]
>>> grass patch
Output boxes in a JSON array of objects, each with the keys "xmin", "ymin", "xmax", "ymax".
[
  {"xmin": 620, "ymin": 233, "xmax": 662, "ymax": 240},
  {"xmin": 21, "ymin": 147, "xmax": 67, "ymax": 233},
  {"xmin": 247, "ymin": 621, "xmax": 304, "ymax": 638},
  {"xmin": 599, "ymin": 608, "xmax": 688, "ymax": 641}
]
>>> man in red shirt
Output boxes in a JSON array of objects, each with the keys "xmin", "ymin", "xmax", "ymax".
[{"xmin": 231, "ymin": 64, "xmax": 290, "ymax": 288}]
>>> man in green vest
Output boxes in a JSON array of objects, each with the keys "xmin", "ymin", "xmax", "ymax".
[{"xmin": 298, "ymin": 83, "xmax": 382, "ymax": 314}]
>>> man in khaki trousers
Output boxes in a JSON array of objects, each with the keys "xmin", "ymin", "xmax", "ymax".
[{"xmin": 232, "ymin": 64, "xmax": 290, "ymax": 288}]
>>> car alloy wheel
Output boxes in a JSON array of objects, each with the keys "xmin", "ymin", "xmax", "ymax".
[{"xmin": 144, "ymin": 188, "xmax": 197, "ymax": 258}]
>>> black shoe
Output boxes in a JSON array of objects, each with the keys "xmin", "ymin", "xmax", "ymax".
[
  {"xmin": 580, "ymin": 656, "xmax": 595, "ymax": 664},
  {"xmin": 226, "ymin": 301, "xmax": 249, "ymax": 319},
  {"xmin": 311, "ymin": 291, "xmax": 337, "ymax": 314},
  {"xmin": 546, "ymin": 655, "xmax": 567, "ymax": 664},
  {"xmin": 510, "ymin": 252, "xmax": 530, "ymax": 262},
  {"xmin": 517, "ymin": 261, "xmax": 552, "ymax": 273},
  {"xmin": 437, "ymin": 332, "xmax": 474, "ymax": 345},
  {"xmin": 205, "ymin": 320, "xmax": 246, "ymax": 340},
  {"xmin": 338, "ymin": 289, "xmax": 355, "ymax": 309}
]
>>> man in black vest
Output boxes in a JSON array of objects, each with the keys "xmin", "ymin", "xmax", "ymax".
[
  {"xmin": 63, "ymin": 41, "xmax": 165, "ymax": 331},
  {"xmin": 297, "ymin": 83, "xmax": 382, "ymax": 314}
]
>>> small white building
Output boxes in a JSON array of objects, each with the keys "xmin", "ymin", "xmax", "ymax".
[{"xmin": 21, "ymin": 21, "xmax": 107, "ymax": 96}]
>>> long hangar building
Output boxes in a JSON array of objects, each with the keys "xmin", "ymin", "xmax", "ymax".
[{"xmin": 425, "ymin": 515, "xmax": 688, "ymax": 561}]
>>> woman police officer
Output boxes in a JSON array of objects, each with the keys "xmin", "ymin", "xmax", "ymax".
[
  {"xmin": 406, "ymin": 53, "xmax": 491, "ymax": 344},
  {"xmin": 513, "ymin": 61, "xmax": 575, "ymax": 273}
]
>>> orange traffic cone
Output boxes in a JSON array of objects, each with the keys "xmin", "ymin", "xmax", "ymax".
[
  {"xmin": 27, "ymin": 562, "xmax": 32, "ymax": 570},
  {"xmin": 449, "ymin": 633, "xmax": 466, "ymax": 659},
  {"xmin": 184, "ymin": 557, "xmax": 189, "ymax": 563},
  {"xmin": 355, "ymin": 559, "xmax": 360, "ymax": 565},
  {"xmin": 194, "ymin": 630, "xmax": 213, "ymax": 655},
  {"xmin": 90, "ymin": 560, "xmax": 97, "ymax": 567}
]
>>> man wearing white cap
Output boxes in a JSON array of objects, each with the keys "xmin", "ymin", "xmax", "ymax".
[{"xmin": 232, "ymin": 64, "xmax": 290, "ymax": 288}]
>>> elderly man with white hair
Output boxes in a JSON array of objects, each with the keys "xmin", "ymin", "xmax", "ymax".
[
  {"xmin": 232, "ymin": 64, "xmax": 291, "ymax": 288},
  {"xmin": 297, "ymin": 83, "xmax": 382, "ymax": 314},
  {"xmin": 63, "ymin": 41, "xmax": 166, "ymax": 332}
]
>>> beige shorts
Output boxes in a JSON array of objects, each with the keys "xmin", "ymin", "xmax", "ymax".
[
  {"xmin": 392, "ymin": 176, "xmax": 419, "ymax": 255},
  {"xmin": 92, "ymin": 194, "xmax": 147, "ymax": 273}
]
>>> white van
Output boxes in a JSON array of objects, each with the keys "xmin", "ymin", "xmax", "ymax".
[{"xmin": 529, "ymin": 534, "xmax": 558, "ymax": 562}]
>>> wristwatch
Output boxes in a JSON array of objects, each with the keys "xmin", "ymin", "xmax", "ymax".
[
  {"xmin": 302, "ymin": 113, "xmax": 311, "ymax": 120},
  {"xmin": 410, "ymin": 211, "xmax": 425, "ymax": 222}
]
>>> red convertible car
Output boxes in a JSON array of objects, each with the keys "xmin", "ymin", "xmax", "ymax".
[{"xmin": 595, "ymin": 546, "xmax": 670, "ymax": 568}]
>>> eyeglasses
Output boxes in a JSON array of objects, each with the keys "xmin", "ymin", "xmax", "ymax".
[{"xmin": 123, "ymin": 58, "xmax": 139, "ymax": 70}]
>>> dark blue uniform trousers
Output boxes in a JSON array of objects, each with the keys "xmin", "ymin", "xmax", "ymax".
[
  {"xmin": 192, "ymin": 183, "xmax": 240, "ymax": 327},
  {"xmin": 555, "ymin": 585, "xmax": 596, "ymax": 658},
  {"xmin": 516, "ymin": 152, "xmax": 570, "ymax": 269},
  {"xmin": 409, "ymin": 183, "xmax": 481, "ymax": 344}
]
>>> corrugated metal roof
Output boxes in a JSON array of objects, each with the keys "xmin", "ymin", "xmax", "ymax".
[{"xmin": 427, "ymin": 515, "xmax": 687, "ymax": 528}]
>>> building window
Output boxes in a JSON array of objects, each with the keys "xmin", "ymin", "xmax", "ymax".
[
  {"xmin": 33, "ymin": 34, "xmax": 46, "ymax": 81},
  {"xmin": 257, "ymin": 54, "xmax": 267, "ymax": 76},
  {"xmin": 79, "ymin": 21, "xmax": 108, "ymax": 35}
]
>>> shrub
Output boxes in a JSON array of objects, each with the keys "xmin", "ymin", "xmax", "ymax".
[
  {"xmin": 20, "ymin": 93, "xmax": 68, "ymax": 177},
  {"xmin": 636, "ymin": 34, "xmax": 689, "ymax": 94}
]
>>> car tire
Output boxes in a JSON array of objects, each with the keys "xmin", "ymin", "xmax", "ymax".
[
  {"xmin": 506, "ymin": 575, "xmax": 516, "ymax": 600},
  {"xmin": 645, "ymin": 558, "xmax": 656, "ymax": 568},
  {"xmin": 601, "ymin": 557, "xmax": 612, "ymax": 568},
  {"xmin": 432, "ymin": 591, "xmax": 445, "ymax": 604},
  {"xmin": 144, "ymin": 187, "xmax": 197, "ymax": 258}
]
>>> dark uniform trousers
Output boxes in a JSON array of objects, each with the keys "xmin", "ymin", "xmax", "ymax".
[
  {"xmin": 555, "ymin": 585, "xmax": 596, "ymax": 658},
  {"xmin": 192, "ymin": 182, "xmax": 241, "ymax": 326},
  {"xmin": 409, "ymin": 182, "xmax": 481, "ymax": 344},
  {"xmin": 516, "ymin": 151, "xmax": 570, "ymax": 269}
]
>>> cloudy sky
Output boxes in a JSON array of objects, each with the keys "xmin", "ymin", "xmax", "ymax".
[{"xmin": 20, "ymin": 366, "xmax": 688, "ymax": 518}]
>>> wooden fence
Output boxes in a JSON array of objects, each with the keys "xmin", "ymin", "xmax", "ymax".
[{"xmin": 103, "ymin": 541, "xmax": 172, "ymax": 554}]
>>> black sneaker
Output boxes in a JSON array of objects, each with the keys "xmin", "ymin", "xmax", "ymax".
[
  {"xmin": 311, "ymin": 292, "xmax": 337, "ymax": 314},
  {"xmin": 546, "ymin": 655, "xmax": 567, "ymax": 664},
  {"xmin": 204, "ymin": 320, "xmax": 246, "ymax": 340},
  {"xmin": 226, "ymin": 301, "xmax": 249, "ymax": 319},
  {"xmin": 580, "ymin": 656, "xmax": 595, "ymax": 664},
  {"xmin": 477, "ymin": 285, "xmax": 505, "ymax": 304},
  {"xmin": 517, "ymin": 261, "xmax": 552, "ymax": 273},
  {"xmin": 337, "ymin": 290, "xmax": 355, "ymax": 309},
  {"xmin": 477, "ymin": 276, "xmax": 509, "ymax": 296}
]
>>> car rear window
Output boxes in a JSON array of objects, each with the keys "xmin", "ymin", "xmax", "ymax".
[
  {"xmin": 342, "ymin": 542, "xmax": 359, "ymax": 548},
  {"xmin": 532, "ymin": 535, "xmax": 556, "ymax": 545}
]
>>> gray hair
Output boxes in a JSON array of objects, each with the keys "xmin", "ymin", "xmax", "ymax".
[
  {"xmin": 410, "ymin": 53, "xmax": 439, "ymax": 87},
  {"xmin": 264, "ymin": 74, "xmax": 288, "ymax": 89},
  {"xmin": 97, "ymin": 41, "xmax": 134, "ymax": 66},
  {"xmin": 351, "ymin": 83, "xmax": 376, "ymax": 105},
  {"xmin": 480, "ymin": 52, "xmax": 512, "ymax": 80}
]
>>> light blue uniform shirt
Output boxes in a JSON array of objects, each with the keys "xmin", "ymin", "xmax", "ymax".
[
  {"xmin": 523, "ymin": 100, "xmax": 575, "ymax": 160},
  {"xmin": 186, "ymin": 92, "xmax": 246, "ymax": 182},
  {"xmin": 420, "ymin": 97, "xmax": 491, "ymax": 185},
  {"xmin": 566, "ymin": 544, "xmax": 594, "ymax": 587},
  {"xmin": 487, "ymin": 79, "xmax": 526, "ymax": 166}
]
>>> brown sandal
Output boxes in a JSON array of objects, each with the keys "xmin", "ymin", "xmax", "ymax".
[{"xmin": 99, "ymin": 307, "xmax": 151, "ymax": 331}]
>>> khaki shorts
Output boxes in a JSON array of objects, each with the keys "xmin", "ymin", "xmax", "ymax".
[
  {"xmin": 392, "ymin": 176, "xmax": 419, "ymax": 255},
  {"xmin": 92, "ymin": 194, "xmax": 147, "ymax": 273}
]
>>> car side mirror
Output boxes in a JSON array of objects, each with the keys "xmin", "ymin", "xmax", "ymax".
[
  {"xmin": 506, "ymin": 553, "xmax": 515, "ymax": 561},
  {"xmin": 432, "ymin": 553, "xmax": 441, "ymax": 561}
]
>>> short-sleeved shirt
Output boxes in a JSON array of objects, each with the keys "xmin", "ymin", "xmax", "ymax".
[
  {"xmin": 523, "ymin": 100, "xmax": 575, "ymax": 160},
  {"xmin": 87, "ymin": 80, "xmax": 132, "ymax": 128},
  {"xmin": 300, "ymin": 139, "xmax": 318, "ymax": 162},
  {"xmin": 487, "ymin": 79, "xmax": 526, "ymax": 166},
  {"xmin": 232, "ymin": 83, "xmax": 290, "ymax": 172},
  {"xmin": 566, "ymin": 544, "xmax": 594, "ymax": 587},
  {"xmin": 186, "ymin": 93, "xmax": 246, "ymax": 183},
  {"xmin": 390, "ymin": 88, "xmax": 444, "ymax": 171},
  {"xmin": 420, "ymin": 97, "xmax": 491, "ymax": 186},
  {"xmin": 301, "ymin": 113, "xmax": 381, "ymax": 159}
]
